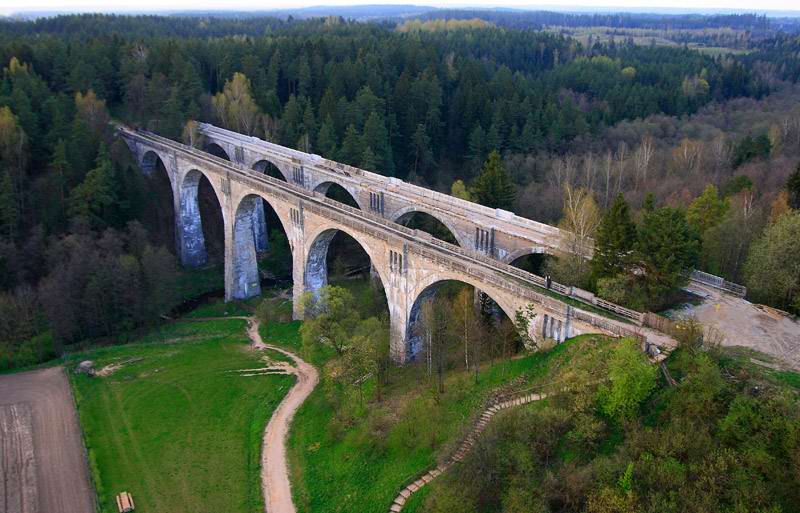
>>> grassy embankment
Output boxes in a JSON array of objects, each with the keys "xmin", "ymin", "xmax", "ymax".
[
  {"xmin": 409, "ymin": 341, "xmax": 800, "ymax": 513},
  {"xmin": 70, "ymin": 314, "xmax": 294, "ymax": 513},
  {"xmin": 255, "ymin": 286, "xmax": 580, "ymax": 513}
]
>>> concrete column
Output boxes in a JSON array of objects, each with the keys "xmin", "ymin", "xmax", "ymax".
[
  {"xmin": 303, "ymin": 230, "xmax": 336, "ymax": 296},
  {"xmin": 386, "ymin": 285, "xmax": 411, "ymax": 364},
  {"xmin": 292, "ymin": 247, "xmax": 306, "ymax": 321},
  {"xmin": 563, "ymin": 306, "xmax": 573, "ymax": 343},
  {"xmin": 177, "ymin": 174, "xmax": 209, "ymax": 268},
  {"xmin": 252, "ymin": 199, "xmax": 269, "ymax": 252},
  {"xmin": 228, "ymin": 197, "xmax": 261, "ymax": 300}
]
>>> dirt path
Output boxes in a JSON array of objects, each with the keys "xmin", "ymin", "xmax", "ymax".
[
  {"xmin": 244, "ymin": 317, "xmax": 318, "ymax": 513},
  {"xmin": 0, "ymin": 367, "xmax": 95, "ymax": 513}
]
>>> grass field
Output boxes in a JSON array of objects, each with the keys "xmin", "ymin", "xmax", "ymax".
[
  {"xmin": 70, "ymin": 316, "xmax": 294, "ymax": 513},
  {"xmin": 262, "ymin": 305, "xmax": 572, "ymax": 513}
]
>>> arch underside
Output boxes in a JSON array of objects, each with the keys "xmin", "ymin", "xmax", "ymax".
[
  {"xmin": 138, "ymin": 149, "xmax": 177, "ymax": 254},
  {"xmin": 205, "ymin": 142, "xmax": 232, "ymax": 161},
  {"xmin": 503, "ymin": 247, "xmax": 550, "ymax": 265},
  {"xmin": 140, "ymin": 149, "xmax": 169, "ymax": 177},
  {"xmin": 231, "ymin": 193, "xmax": 292, "ymax": 300},
  {"xmin": 179, "ymin": 169, "xmax": 213, "ymax": 267},
  {"xmin": 303, "ymin": 225, "xmax": 388, "ymax": 295},
  {"xmin": 392, "ymin": 207, "xmax": 464, "ymax": 247},
  {"xmin": 314, "ymin": 181, "xmax": 362, "ymax": 210},
  {"xmin": 405, "ymin": 277, "xmax": 516, "ymax": 360},
  {"xmin": 253, "ymin": 159, "xmax": 290, "ymax": 182}
]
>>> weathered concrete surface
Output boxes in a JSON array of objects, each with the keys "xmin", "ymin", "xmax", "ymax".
[
  {"xmin": 679, "ymin": 282, "xmax": 800, "ymax": 369},
  {"xmin": 178, "ymin": 169, "xmax": 210, "ymax": 267},
  {"xmin": 0, "ymin": 367, "xmax": 95, "ymax": 513},
  {"xmin": 122, "ymin": 126, "xmax": 652, "ymax": 364}
]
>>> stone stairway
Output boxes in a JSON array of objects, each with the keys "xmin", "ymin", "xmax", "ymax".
[{"xmin": 388, "ymin": 391, "xmax": 548, "ymax": 512}]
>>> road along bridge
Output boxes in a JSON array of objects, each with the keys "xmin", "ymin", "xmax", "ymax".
[{"xmin": 119, "ymin": 124, "xmax": 651, "ymax": 363}]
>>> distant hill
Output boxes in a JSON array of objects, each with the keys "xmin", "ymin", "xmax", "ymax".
[
  {"xmin": 9, "ymin": 5, "xmax": 800, "ymax": 22},
  {"xmin": 248, "ymin": 4, "xmax": 437, "ymax": 20}
]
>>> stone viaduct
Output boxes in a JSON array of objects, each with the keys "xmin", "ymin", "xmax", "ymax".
[{"xmin": 119, "ymin": 123, "xmax": 634, "ymax": 363}]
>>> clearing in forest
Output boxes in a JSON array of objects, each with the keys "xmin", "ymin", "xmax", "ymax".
[{"xmin": 70, "ymin": 317, "xmax": 294, "ymax": 513}]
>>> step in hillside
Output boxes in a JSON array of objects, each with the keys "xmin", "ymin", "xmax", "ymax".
[{"xmin": 388, "ymin": 391, "xmax": 549, "ymax": 512}]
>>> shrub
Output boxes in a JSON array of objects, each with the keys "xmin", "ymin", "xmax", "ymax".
[{"xmin": 598, "ymin": 339, "xmax": 658, "ymax": 421}]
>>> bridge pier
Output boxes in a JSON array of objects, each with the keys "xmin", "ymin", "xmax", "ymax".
[
  {"xmin": 177, "ymin": 171, "xmax": 209, "ymax": 268},
  {"xmin": 252, "ymin": 199, "xmax": 269, "ymax": 252},
  {"xmin": 227, "ymin": 195, "xmax": 262, "ymax": 300}
]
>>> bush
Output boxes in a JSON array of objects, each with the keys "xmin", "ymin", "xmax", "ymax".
[
  {"xmin": 598, "ymin": 339, "xmax": 658, "ymax": 421},
  {"xmin": 596, "ymin": 274, "xmax": 647, "ymax": 311}
]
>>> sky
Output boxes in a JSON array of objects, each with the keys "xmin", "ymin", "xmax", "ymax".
[{"xmin": 2, "ymin": 0, "xmax": 799, "ymax": 18}]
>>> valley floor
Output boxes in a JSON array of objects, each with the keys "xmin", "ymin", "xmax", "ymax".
[{"xmin": 69, "ymin": 317, "xmax": 294, "ymax": 513}]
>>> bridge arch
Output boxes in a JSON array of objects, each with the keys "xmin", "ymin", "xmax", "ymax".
[
  {"xmin": 405, "ymin": 274, "xmax": 519, "ymax": 360},
  {"xmin": 503, "ymin": 247, "xmax": 557, "ymax": 276},
  {"xmin": 253, "ymin": 159, "xmax": 290, "ymax": 182},
  {"xmin": 303, "ymin": 224, "xmax": 389, "ymax": 297},
  {"xmin": 133, "ymin": 148, "xmax": 179, "ymax": 256},
  {"xmin": 313, "ymin": 181, "xmax": 363, "ymax": 210},
  {"xmin": 391, "ymin": 206, "xmax": 465, "ymax": 247},
  {"xmin": 179, "ymin": 168, "xmax": 225, "ymax": 266},
  {"xmin": 230, "ymin": 193, "xmax": 293, "ymax": 299},
  {"xmin": 205, "ymin": 142, "xmax": 232, "ymax": 161},
  {"xmin": 140, "ymin": 149, "xmax": 172, "ymax": 178}
]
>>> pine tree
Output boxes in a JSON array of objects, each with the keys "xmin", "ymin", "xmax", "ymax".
[
  {"xmin": 317, "ymin": 116, "xmax": 338, "ymax": 158},
  {"xmin": 339, "ymin": 124, "xmax": 362, "ymax": 166},
  {"xmin": 592, "ymin": 193, "xmax": 637, "ymax": 280},
  {"xmin": 302, "ymin": 102, "xmax": 317, "ymax": 149},
  {"xmin": 636, "ymin": 207, "xmax": 700, "ymax": 302},
  {"xmin": 0, "ymin": 171, "xmax": 19, "ymax": 241},
  {"xmin": 411, "ymin": 124, "xmax": 432, "ymax": 179},
  {"xmin": 360, "ymin": 146, "xmax": 377, "ymax": 171},
  {"xmin": 68, "ymin": 144, "xmax": 119, "ymax": 229},
  {"xmin": 161, "ymin": 86, "xmax": 185, "ymax": 140},
  {"xmin": 362, "ymin": 111, "xmax": 394, "ymax": 175},
  {"xmin": 279, "ymin": 94, "xmax": 303, "ymax": 147},
  {"xmin": 470, "ymin": 150, "xmax": 516, "ymax": 210},
  {"xmin": 468, "ymin": 124, "xmax": 486, "ymax": 164},
  {"xmin": 485, "ymin": 122, "xmax": 502, "ymax": 153}
]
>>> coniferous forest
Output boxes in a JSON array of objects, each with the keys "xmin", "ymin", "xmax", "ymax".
[{"xmin": 1, "ymin": 13, "xmax": 800, "ymax": 369}]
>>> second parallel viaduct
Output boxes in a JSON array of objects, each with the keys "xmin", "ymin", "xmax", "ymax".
[{"xmin": 121, "ymin": 123, "xmax": 643, "ymax": 363}]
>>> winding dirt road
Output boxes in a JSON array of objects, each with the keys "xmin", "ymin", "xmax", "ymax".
[{"xmin": 245, "ymin": 318, "xmax": 318, "ymax": 513}]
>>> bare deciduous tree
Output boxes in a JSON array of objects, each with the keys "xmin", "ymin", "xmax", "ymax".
[{"xmin": 633, "ymin": 135, "xmax": 654, "ymax": 191}]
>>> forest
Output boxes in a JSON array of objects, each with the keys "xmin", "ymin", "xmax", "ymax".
[{"xmin": 1, "ymin": 13, "xmax": 799, "ymax": 370}]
